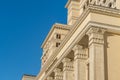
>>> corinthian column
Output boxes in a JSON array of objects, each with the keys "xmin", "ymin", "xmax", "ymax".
[
  {"xmin": 62, "ymin": 58, "xmax": 74, "ymax": 80},
  {"xmin": 86, "ymin": 27, "xmax": 106, "ymax": 80},
  {"xmin": 73, "ymin": 45, "xmax": 87, "ymax": 80}
]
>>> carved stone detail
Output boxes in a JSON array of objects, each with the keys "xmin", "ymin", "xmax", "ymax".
[
  {"xmin": 62, "ymin": 58, "xmax": 74, "ymax": 80},
  {"xmin": 54, "ymin": 68, "xmax": 63, "ymax": 80},
  {"xmin": 83, "ymin": 0, "xmax": 116, "ymax": 11},
  {"xmin": 106, "ymin": 0, "xmax": 116, "ymax": 8},
  {"xmin": 73, "ymin": 44, "xmax": 88, "ymax": 80},
  {"xmin": 87, "ymin": 27, "xmax": 105, "ymax": 80},
  {"xmin": 86, "ymin": 27, "xmax": 106, "ymax": 45},
  {"xmin": 73, "ymin": 45, "xmax": 88, "ymax": 59},
  {"xmin": 62, "ymin": 58, "xmax": 74, "ymax": 71}
]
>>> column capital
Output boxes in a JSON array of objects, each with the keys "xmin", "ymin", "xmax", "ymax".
[
  {"xmin": 62, "ymin": 58, "xmax": 73, "ymax": 71},
  {"xmin": 62, "ymin": 58, "xmax": 71, "ymax": 63},
  {"xmin": 73, "ymin": 44, "xmax": 88, "ymax": 60},
  {"xmin": 86, "ymin": 27, "xmax": 106, "ymax": 45},
  {"xmin": 54, "ymin": 68, "xmax": 61, "ymax": 73},
  {"xmin": 86, "ymin": 27, "xmax": 106, "ymax": 36},
  {"xmin": 72, "ymin": 44, "xmax": 83, "ymax": 52}
]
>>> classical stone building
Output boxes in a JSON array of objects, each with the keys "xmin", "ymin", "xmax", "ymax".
[{"xmin": 22, "ymin": 0, "xmax": 120, "ymax": 80}]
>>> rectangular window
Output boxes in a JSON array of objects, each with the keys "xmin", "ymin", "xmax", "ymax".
[
  {"xmin": 56, "ymin": 34, "xmax": 61, "ymax": 39},
  {"xmin": 56, "ymin": 42, "xmax": 60, "ymax": 47}
]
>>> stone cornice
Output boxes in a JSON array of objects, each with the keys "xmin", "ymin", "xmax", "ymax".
[
  {"xmin": 35, "ymin": 5, "xmax": 120, "ymax": 80},
  {"xmin": 88, "ymin": 21, "xmax": 120, "ymax": 34},
  {"xmin": 88, "ymin": 5, "xmax": 120, "ymax": 17},
  {"xmin": 41, "ymin": 23, "xmax": 71, "ymax": 48}
]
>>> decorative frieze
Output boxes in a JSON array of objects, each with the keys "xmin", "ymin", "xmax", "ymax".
[
  {"xmin": 90, "ymin": 0, "xmax": 116, "ymax": 8},
  {"xmin": 83, "ymin": 0, "xmax": 117, "ymax": 11},
  {"xmin": 105, "ymin": 0, "xmax": 116, "ymax": 8}
]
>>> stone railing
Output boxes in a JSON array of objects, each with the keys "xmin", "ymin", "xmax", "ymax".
[{"xmin": 83, "ymin": 0, "xmax": 116, "ymax": 11}]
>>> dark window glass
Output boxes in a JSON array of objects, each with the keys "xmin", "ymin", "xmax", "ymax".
[
  {"xmin": 56, "ymin": 42, "xmax": 60, "ymax": 47},
  {"xmin": 56, "ymin": 34, "xmax": 61, "ymax": 39}
]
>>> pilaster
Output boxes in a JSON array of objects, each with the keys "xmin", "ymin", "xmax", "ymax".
[
  {"xmin": 62, "ymin": 58, "xmax": 74, "ymax": 80},
  {"xmin": 73, "ymin": 44, "xmax": 87, "ymax": 80},
  {"xmin": 66, "ymin": 0, "xmax": 80, "ymax": 25},
  {"xmin": 86, "ymin": 27, "xmax": 106, "ymax": 80}
]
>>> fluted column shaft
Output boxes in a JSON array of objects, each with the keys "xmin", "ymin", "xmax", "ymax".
[
  {"xmin": 73, "ymin": 45, "xmax": 87, "ymax": 80},
  {"xmin": 62, "ymin": 58, "xmax": 74, "ymax": 80},
  {"xmin": 86, "ymin": 27, "xmax": 105, "ymax": 80}
]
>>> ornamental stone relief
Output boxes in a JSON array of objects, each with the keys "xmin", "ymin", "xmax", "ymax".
[{"xmin": 84, "ymin": 0, "xmax": 116, "ymax": 10}]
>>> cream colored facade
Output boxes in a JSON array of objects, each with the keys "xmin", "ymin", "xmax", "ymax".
[
  {"xmin": 22, "ymin": 74, "xmax": 36, "ymax": 80},
  {"xmin": 22, "ymin": 0, "xmax": 120, "ymax": 80}
]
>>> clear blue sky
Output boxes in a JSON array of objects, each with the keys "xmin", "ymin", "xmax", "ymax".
[{"xmin": 0, "ymin": 0, "xmax": 67, "ymax": 80}]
